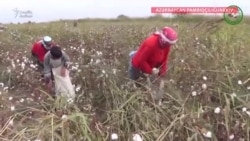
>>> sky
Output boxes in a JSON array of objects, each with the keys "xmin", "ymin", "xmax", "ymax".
[{"xmin": 0, "ymin": 0, "xmax": 248, "ymax": 24}]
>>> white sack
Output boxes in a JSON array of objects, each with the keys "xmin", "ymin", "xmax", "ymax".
[{"xmin": 52, "ymin": 66, "xmax": 75, "ymax": 102}]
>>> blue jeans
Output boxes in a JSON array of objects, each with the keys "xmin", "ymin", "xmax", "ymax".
[{"xmin": 128, "ymin": 50, "xmax": 143, "ymax": 80}]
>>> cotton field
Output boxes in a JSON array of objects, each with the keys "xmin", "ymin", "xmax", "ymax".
[{"xmin": 0, "ymin": 17, "xmax": 250, "ymax": 141}]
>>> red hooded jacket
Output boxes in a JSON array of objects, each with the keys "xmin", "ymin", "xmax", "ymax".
[
  {"xmin": 31, "ymin": 40, "xmax": 56, "ymax": 62},
  {"xmin": 132, "ymin": 34, "xmax": 171, "ymax": 76}
]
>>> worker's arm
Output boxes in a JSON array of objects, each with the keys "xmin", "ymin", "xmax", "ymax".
[
  {"xmin": 61, "ymin": 51, "xmax": 70, "ymax": 68},
  {"xmin": 43, "ymin": 52, "xmax": 52, "ymax": 84}
]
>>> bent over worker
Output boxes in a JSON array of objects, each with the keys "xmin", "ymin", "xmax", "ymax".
[
  {"xmin": 43, "ymin": 46, "xmax": 75, "ymax": 101},
  {"xmin": 128, "ymin": 26, "xmax": 178, "ymax": 105},
  {"xmin": 128, "ymin": 26, "xmax": 178, "ymax": 80},
  {"xmin": 31, "ymin": 36, "xmax": 56, "ymax": 71}
]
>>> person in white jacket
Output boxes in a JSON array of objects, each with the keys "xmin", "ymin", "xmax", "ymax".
[{"xmin": 43, "ymin": 46, "xmax": 75, "ymax": 101}]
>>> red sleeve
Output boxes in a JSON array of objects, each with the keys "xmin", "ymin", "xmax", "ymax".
[
  {"xmin": 31, "ymin": 43, "xmax": 38, "ymax": 55},
  {"xmin": 31, "ymin": 43, "xmax": 44, "ymax": 62},
  {"xmin": 159, "ymin": 47, "xmax": 170, "ymax": 77},
  {"xmin": 136, "ymin": 43, "xmax": 153, "ymax": 74}
]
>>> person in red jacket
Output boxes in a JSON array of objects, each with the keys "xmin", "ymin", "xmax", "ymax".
[
  {"xmin": 31, "ymin": 36, "xmax": 56, "ymax": 71},
  {"xmin": 128, "ymin": 26, "xmax": 178, "ymax": 81}
]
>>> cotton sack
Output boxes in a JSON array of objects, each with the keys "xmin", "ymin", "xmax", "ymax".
[{"xmin": 52, "ymin": 66, "xmax": 75, "ymax": 102}]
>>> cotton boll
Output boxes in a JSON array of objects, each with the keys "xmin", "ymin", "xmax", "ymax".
[
  {"xmin": 238, "ymin": 80, "xmax": 242, "ymax": 85},
  {"xmin": 81, "ymin": 49, "xmax": 85, "ymax": 54},
  {"xmin": 202, "ymin": 84, "xmax": 207, "ymax": 90},
  {"xmin": 102, "ymin": 70, "xmax": 106, "ymax": 74},
  {"xmin": 61, "ymin": 114, "xmax": 68, "ymax": 120},
  {"xmin": 203, "ymin": 131, "xmax": 212, "ymax": 138},
  {"xmin": 10, "ymin": 105, "xmax": 15, "ymax": 111},
  {"xmin": 19, "ymin": 98, "xmax": 24, "ymax": 103},
  {"xmin": 229, "ymin": 134, "xmax": 234, "ymax": 140},
  {"xmin": 132, "ymin": 134, "xmax": 143, "ymax": 141},
  {"xmin": 112, "ymin": 69, "xmax": 117, "ymax": 75},
  {"xmin": 96, "ymin": 51, "xmax": 103, "ymax": 56},
  {"xmin": 191, "ymin": 91, "xmax": 197, "ymax": 96},
  {"xmin": 7, "ymin": 68, "xmax": 11, "ymax": 73},
  {"xmin": 202, "ymin": 76, "xmax": 207, "ymax": 81},
  {"xmin": 242, "ymin": 107, "xmax": 247, "ymax": 112},
  {"xmin": 8, "ymin": 119, "xmax": 14, "ymax": 126},
  {"xmin": 67, "ymin": 98, "xmax": 74, "ymax": 104},
  {"xmin": 9, "ymin": 97, "xmax": 13, "ymax": 101},
  {"xmin": 246, "ymin": 111, "xmax": 250, "ymax": 116},
  {"xmin": 11, "ymin": 61, "xmax": 15, "ymax": 68},
  {"xmin": 4, "ymin": 87, "xmax": 8, "ymax": 91},
  {"xmin": 111, "ymin": 133, "xmax": 118, "ymax": 140},
  {"xmin": 30, "ymin": 64, "xmax": 36, "ymax": 69},
  {"xmin": 231, "ymin": 93, "xmax": 237, "ymax": 97},
  {"xmin": 75, "ymin": 85, "xmax": 81, "ymax": 92},
  {"xmin": 95, "ymin": 59, "xmax": 101, "ymax": 64},
  {"xmin": 72, "ymin": 66, "xmax": 78, "ymax": 71},
  {"xmin": 214, "ymin": 107, "xmax": 221, "ymax": 114},
  {"xmin": 21, "ymin": 62, "xmax": 25, "ymax": 70}
]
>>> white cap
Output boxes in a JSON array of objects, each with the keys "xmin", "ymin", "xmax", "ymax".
[{"xmin": 43, "ymin": 36, "xmax": 52, "ymax": 42}]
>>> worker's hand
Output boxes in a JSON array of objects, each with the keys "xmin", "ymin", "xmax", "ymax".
[
  {"xmin": 47, "ymin": 80, "xmax": 53, "ymax": 90},
  {"xmin": 44, "ymin": 73, "xmax": 51, "ymax": 81},
  {"xmin": 61, "ymin": 67, "xmax": 67, "ymax": 77},
  {"xmin": 152, "ymin": 68, "xmax": 159, "ymax": 75},
  {"xmin": 65, "ymin": 62, "xmax": 70, "ymax": 68}
]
